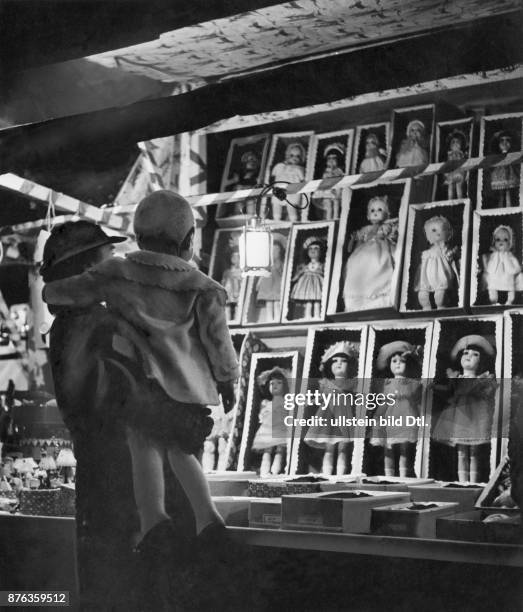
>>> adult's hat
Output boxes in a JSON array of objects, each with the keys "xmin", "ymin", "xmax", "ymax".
[
  {"xmin": 40, "ymin": 220, "xmax": 126, "ymax": 274},
  {"xmin": 133, "ymin": 190, "xmax": 194, "ymax": 245}
]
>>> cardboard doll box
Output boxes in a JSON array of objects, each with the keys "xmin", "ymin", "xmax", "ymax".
[
  {"xmin": 356, "ymin": 476, "xmax": 434, "ymax": 492},
  {"xmin": 212, "ymin": 496, "xmax": 254, "ymax": 527},
  {"xmin": 281, "ymin": 490, "xmax": 410, "ymax": 534},
  {"xmin": 371, "ymin": 501, "xmax": 460, "ymax": 539},
  {"xmin": 207, "ymin": 471, "xmax": 258, "ymax": 496},
  {"xmin": 249, "ymin": 498, "xmax": 282, "ymax": 529},
  {"xmin": 248, "ymin": 476, "xmax": 328, "ymax": 498},
  {"xmin": 436, "ymin": 509, "xmax": 522, "ymax": 544},
  {"xmin": 409, "ymin": 482, "xmax": 484, "ymax": 511}
]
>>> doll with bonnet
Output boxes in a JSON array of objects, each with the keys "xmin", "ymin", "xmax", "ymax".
[
  {"xmin": 313, "ymin": 142, "xmax": 345, "ymax": 220},
  {"xmin": 431, "ymin": 334, "xmax": 497, "ymax": 483},
  {"xmin": 290, "ymin": 236, "xmax": 326, "ymax": 319},
  {"xmin": 369, "ymin": 341, "xmax": 422, "ymax": 477},
  {"xmin": 482, "ymin": 225, "xmax": 522, "ymax": 305},
  {"xmin": 343, "ymin": 195, "xmax": 398, "ymax": 311},
  {"xmin": 395, "ymin": 119, "xmax": 429, "ymax": 168},
  {"xmin": 358, "ymin": 132, "xmax": 387, "ymax": 173},
  {"xmin": 305, "ymin": 341, "xmax": 360, "ymax": 475},
  {"xmin": 270, "ymin": 142, "xmax": 308, "ymax": 221},
  {"xmin": 251, "ymin": 367, "xmax": 291, "ymax": 476}
]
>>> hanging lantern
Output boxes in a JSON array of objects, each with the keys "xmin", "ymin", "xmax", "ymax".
[{"xmin": 238, "ymin": 216, "xmax": 273, "ymax": 277}]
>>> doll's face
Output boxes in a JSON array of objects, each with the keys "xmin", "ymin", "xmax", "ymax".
[
  {"xmin": 368, "ymin": 199, "xmax": 388, "ymax": 223},
  {"xmin": 307, "ymin": 244, "xmax": 321, "ymax": 261},
  {"xmin": 461, "ymin": 349, "xmax": 480, "ymax": 372},
  {"xmin": 286, "ymin": 146, "xmax": 303, "ymax": 165},
  {"xmin": 390, "ymin": 354, "xmax": 407, "ymax": 377},
  {"xmin": 449, "ymin": 137, "xmax": 463, "ymax": 152},
  {"xmin": 269, "ymin": 377, "xmax": 285, "ymax": 396},
  {"xmin": 425, "ymin": 220, "xmax": 448, "ymax": 245},
  {"xmin": 230, "ymin": 251, "xmax": 240, "ymax": 266},
  {"xmin": 493, "ymin": 230, "xmax": 511, "ymax": 252},
  {"xmin": 408, "ymin": 123, "xmax": 424, "ymax": 142},
  {"xmin": 499, "ymin": 136, "xmax": 512, "ymax": 153},
  {"xmin": 330, "ymin": 355, "xmax": 350, "ymax": 378},
  {"xmin": 365, "ymin": 136, "xmax": 379, "ymax": 154},
  {"xmin": 326, "ymin": 153, "xmax": 339, "ymax": 170},
  {"xmin": 242, "ymin": 152, "xmax": 259, "ymax": 171}
]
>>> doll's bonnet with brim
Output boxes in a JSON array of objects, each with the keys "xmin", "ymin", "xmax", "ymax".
[{"xmin": 450, "ymin": 335, "xmax": 495, "ymax": 361}]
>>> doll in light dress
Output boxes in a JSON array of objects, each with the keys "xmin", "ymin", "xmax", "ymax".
[
  {"xmin": 482, "ymin": 225, "xmax": 522, "ymax": 305},
  {"xmin": 343, "ymin": 196, "xmax": 398, "ymax": 312},
  {"xmin": 290, "ymin": 236, "xmax": 326, "ymax": 320},
  {"xmin": 369, "ymin": 341, "xmax": 422, "ymax": 477},
  {"xmin": 255, "ymin": 234, "xmax": 286, "ymax": 322},
  {"xmin": 395, "ymin": 119, "xmax": 430, "ymax": 168},
  {"xmin": 490, "ymin": 131, "xmax": 520, "ymax": 207},
  {"xmin": 431, "ymin": 335, "xmax": 497, "ymax": 483},
  {"xmin": 221, "ymin": 246, "xmax": 242, "ymax": 321},
  {"xmin": 313, "ymin": 143, "xmax": 345, "ymax": 220},
  {"xmin": 358, "ymin": 132, "xmax": 387, "ymax": 173},
  {"xmin": 444, "ymin": 130, "xmax": 467, "ymax": 199},
  {"xmin": 305, "ymin": 341, "xmax": 360, "ymax": 475},
  {"xmin": 270, "ymin": 142, "xmax": 308, "ymax": 221},
  {"xmin": 251, "ymin": 367, "xmax": 291, "ymax": 477},
  {"xmin": 415, "ymin": 215, "xmax": 459, "ymax": 310}
]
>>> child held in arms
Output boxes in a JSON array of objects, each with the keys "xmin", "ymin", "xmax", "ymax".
[{"xmin": 43, "ymin": 190, "xmax": 240, "ymax": 555}]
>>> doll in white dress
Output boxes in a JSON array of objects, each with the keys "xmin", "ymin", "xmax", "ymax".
[
  {"xmin": 290, "ymin": 236, "xmax": 325, "ymax": 320},
  {"xmin": 490, "ymin": 131, "xmax": 520, "ymax": 207},
  {"xmin": 270, "ymin": 142, "xmax": 308, "ymax": 222},
  {"xmin": 369, "ymin": 341, "xmax": 422, "ymax": 477},
  {"xmin": 482, "ymin": 225, "xmax": 522, "ymax": 305},
  {"xmin": 395, "ymin": 119, "xmax": 430, "ymax": 168},
  {"xmin": 251, "ymin": 367, "xmax": 290, "ymax": 477},
  {"xmin": 343, "ymin": 196, "xmax": 398, "ymax": 311},
  {"xmin": 443, "ymin": 130, "xmax": 467, "ymax": 199},
  {"xmin": 415, "ymin": 215, "xmax": 459, "ymax": 310},
  {"xmin": 305, "ymin": 341, "xmax": 360, "ymax": 475},
  {"xmin": 255, "ymin": 234, "xmax": 286, "ymax": 322},
  {"xmin": 358, "ymin": 132, "xmax": 387, "ymax": 173},
  {"xmin": 313, "ymin": 143, "xmax": 345, "ymax": 220},
  {"xmin": 431, "ymin": 335, "xmax": 497, "ymax": 483},
  {"xmin": 221, "ymin": 246, "xmax": 242, "ymax": 321}
]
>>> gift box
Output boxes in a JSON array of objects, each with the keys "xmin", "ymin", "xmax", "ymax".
[
  {"xmin": 249, "ymin": 498, "xmax": 282, "ymax": 529},
  {"xmin": 19, "ymin": 488, "xmax": 63, "ymax": 517},
  {"xmin": 371, "ymin": 501, "xmax": 460, "ymax": 538},
  {"xmin": 281, "ymin": 490, "xmax": 410, "ymax": 533},
  {"xmin": 357, "ymin": 476, "xmax": 434, "ymax": 492},
  {"xmin": 208, "ymin": 479, "xmax": 250, "ymax": 497},
  {"xmin": 436, "ymin": 509, "xmax": 522, "ymax": 544},
  {"xmin": 213, "ymin": 496, "xmax": 253, "ymax": 526},
  {"xmin": 248, "ymin": 476, "xmax": 327, "ymax": 498},
  {"xmin": 409, "ymin": 482, "xmax": 483, "ymax": 511}
]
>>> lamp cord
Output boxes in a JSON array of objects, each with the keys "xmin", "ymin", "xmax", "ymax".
[{"xmin": 241, "ymin": 181, "xmax": 310, "ymax": 217}]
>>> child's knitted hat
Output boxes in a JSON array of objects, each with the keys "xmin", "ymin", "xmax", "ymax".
[{"xmin": 134, "ymin": 190, "xmax": 195, "ymax": 245}]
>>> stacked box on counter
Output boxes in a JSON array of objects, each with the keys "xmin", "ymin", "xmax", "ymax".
[
  {"xmin": 249, "ymin": 498, "xmax": 282, "ymax": 529},
  {"xmin": 409, "ymin": 482, "xmax": 484, "ymax": 511},
  {"xmin": 371, "ymin": 501, "xmax": 460, "ymax": 538},
  {"xmin": 356, "ymin": 477, "xmax": 434, "ymax": 492}
]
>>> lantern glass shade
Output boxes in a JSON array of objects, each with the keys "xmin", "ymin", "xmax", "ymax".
[{"xmin": 239, "ymin": 217, "xmax": 272, "ymax": 277}]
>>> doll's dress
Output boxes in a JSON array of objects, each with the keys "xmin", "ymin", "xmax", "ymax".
[
  {"xmin": 369, "ymin": 378, "xmax": 421, "ymax": 448},
  {"xmin": 482, "ymin": 251, "xmax": 523, "ymax": 292},
  {"xmin": 252, "ymin": 398, "xmax": 288, "ymax": 451},
  {"xmin": 291, "ymin": 261, "xmax": 324, "ymax": 302},
  {"xmin": 221, "ymin": 267, "xmax": 242, "ymax": 304},
  {"xmin": 359, "ymin": 155, "xmax": 386, "ymax": 173},
  {"xmin": 343, "ymin": 220, "xmax": 398, "ymax": 311},
  {"xmin": 396, "ymin": 141, "xmax": 429, "ymax": 168},
  {"xmin": 305, "ymin": 378, "xmax": 357, "ymax": 448},
  {"xmin": 491, "ymin": 164, "xmax": 519, "ymax": 191},
  {"xmin": 313, "ymin": 167, "xmax": 344, "ymax": 211},
  {"xmin": 444, "ymin": 149, "xmax": 465, "ymax": 185},
  {"xmin": 431, "ymin": 374, "xmax": 497, "ymax": 447},
  {"xmin": 271, "ymin": 162, "xmax": 305, "ymax": 208},
  {"xmin": 256, "ymin": 262, "xmax": 283, "ymax": 302},
  {"xmin": 414, "ymin": 244, "xmax": 458, "ymax": 292}
]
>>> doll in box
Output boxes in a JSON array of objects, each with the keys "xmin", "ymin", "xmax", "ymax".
[
  {"xmin": 270, "ymin": 142, "xmax": 307, "ymax": 221},
  {"xmin": 358, "ymin": 132, "xmax": 387, "ymax": 173},
  {"xmin": 431, "ymin": 335, "xmax": 497, "ymax": 483},
  {"xmin": 313, "ymin": 143, "xmax": 345, "ymax": 220},
  {"xmin": 221, "ymin": 246, "xmax": 242, "ymax": 321},
  {"xmin": 482, "ymin": 225, "xmax": 522, "ymax": 305},
  {"xmin": 369, "ymin": 341, "xmax": 422, "ymax": 477},
  {"xmin": 490, "ymin": 131, "xmax": 520, "ymax": 207},
  {"xmin": 290, "ymin": 236, "xmax": 326, "ymax": 320},
  {"xmin": 444, "ymin": 130, "xmax": 467, "ymax": 199},
  {"xmin": 343, "ymin": 196, "xmax": 398, "ymax": 311},
  {"xmin": 223, "ymin": 151, "xmax": 261, "ymax": 214},
  {"xmin": 251, "ymin": 367, "xmax": 290, "ymax": 477},
  {"xmin": 395, "ymin": 119, "xmax": 430, "ymax": 168},
  {"xmin": 255, "ymin": 234, "xmax": 286, "ymax": 322},
  {"xmin": 415, "ymin": 215, "xmax": 459, "ymax": 310},
  {"xmin": 305, "ymin": 341, "xmax": 360, "ymax": 475}
]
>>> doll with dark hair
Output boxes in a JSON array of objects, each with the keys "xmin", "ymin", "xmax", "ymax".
[
  {"xmin": 313, "ymin": 143, "xmax": 345, "ymax": 220},
  {"xmin": 369, "ymin": 341, "xmax": 422, "ymax": 477},
  {"xmin": 490, "ymin": 130, "xmax": 520, "ymax": 207},
  {"xmin": 444, "ymin": 129, "xmax": 467, "ymax": 199},
  {"xmin": 305, "ymin": 341, "xmax": 360, "ymax": 475},
  {"xmin": 290, "ymin": 236, "xmax": 326, "ymax": 319},
  {"xmin": 432, "ymin": 335, "xmax": 497, "ymax": 483},
  {"xmin": 251, "ymin": 367, "xmax": 290, "ymax": 477}
]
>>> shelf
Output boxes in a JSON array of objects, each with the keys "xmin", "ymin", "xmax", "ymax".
[{"xmin": 228, "ymin": 526, "xmax": 523, "ymax": 567}]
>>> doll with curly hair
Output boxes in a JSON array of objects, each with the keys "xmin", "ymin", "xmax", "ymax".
[
  {"xmin": 270, "ymin": 142, "xmax": 308, "ymax": 221},
  {"xmin": 290, "ymin": 236, "xmax": 326, "ymax": 319}
]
